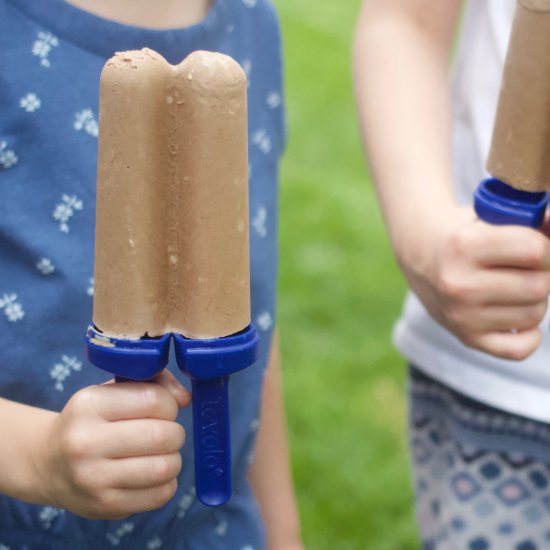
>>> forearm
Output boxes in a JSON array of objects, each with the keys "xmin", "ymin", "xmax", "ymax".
[
  {"xmin": 353, "ymin": 0, "xmax": 550, "ymax": 360},
  {"xmin": 353, "ymin": 0, "xmax": 462, "ymax": 265},
  {"xmin": 0, "ymin": 397, "xmax": 56, "ymax": 504},
  {"xmin": 248, "ymin": 331, "xmax": 302, "ymax": 549}
]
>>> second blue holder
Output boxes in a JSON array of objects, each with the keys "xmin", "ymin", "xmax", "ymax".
[
  {"xmin": 474, "ymin": 177, "xmax": 548, "ymax": 227},
  {"xmin": 174, "ymin": 324, "xmax": 259, "ymax": 507}
]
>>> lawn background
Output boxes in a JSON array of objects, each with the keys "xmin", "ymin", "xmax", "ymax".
[{"xmin": 274, "ymin": 1, "xmax": 420, "ymax": 548}]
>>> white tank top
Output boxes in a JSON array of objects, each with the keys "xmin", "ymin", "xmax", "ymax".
[{"xmin": 394, "ymin": 0, "xmax": 550, "ymax": 421}]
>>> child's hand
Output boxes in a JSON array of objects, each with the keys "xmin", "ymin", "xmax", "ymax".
[
  {"xmin": 400, "ymin": 207, "xmax": 550, "ymax": 360},
  {"xmin": 41, "ymin": 369, "xmax": 190, "ymax": 519}
]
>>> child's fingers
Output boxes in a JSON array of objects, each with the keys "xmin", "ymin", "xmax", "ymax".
[
  {"xmin": 108, "ymin": 453, "xmax": 182, "ymax": 490},
  {"xmin": 82, "ymin": 382, "xmax": 180, "ymax": 421},
  {"xmin": 94, "ymin": 480, "xmax": 179, "ymax": 518},
  {"xmin": 463, "ymin": 303, "xmax": 548, "ymax": 333},
  {"xmin": 481, "ymin": 270, "xmax": 550, "ymax": 306},
  {"xmin": 471, "ymin": 223, "xmax": 550, "ymax": 270},
  {"xmin": 474, "ymin": 327, "xmax": 542, "ymax": 361},
  {"xmin": 442, "ymin": 269, "xmax": 550, "ymax": 307},
  {"xmin": 98, "ymin": 369, "xmax": 190, "ymax": 408},
  {"xmin": 150, "ymin": 369, "xmax": 191, "ymax": 409},
  {"xmin": 98, "ymin": 419, "xmax": 185, "ymax": 458}
]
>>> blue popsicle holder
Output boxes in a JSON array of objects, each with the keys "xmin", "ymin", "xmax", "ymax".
[
  {"xmin": 84, "ymin": 323, "xmax": 259, "ymax": 507},
  {"xmin": 474, "ymin": 177, "xmax": 548, "ymax": 227}
]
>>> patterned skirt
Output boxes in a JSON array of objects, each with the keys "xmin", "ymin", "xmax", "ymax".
[{"xmin": 409, "ymin": 366, "xmax": 550, "ymax": 550}]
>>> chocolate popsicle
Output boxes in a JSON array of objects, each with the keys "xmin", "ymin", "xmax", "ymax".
[
  {"xmin": 167, "ymin": 51, "xmax": 251, "ymax": 340},
  {"xmin": 93, "ymin": 49, "xmax": 250, "ymax": 340},
  {"xmin": 487, "ymin": 0, "xmax": 550, "ymax": 192},
  {"xmin": 475, "ymin": 0, "xmax": 550, "ymax": 226},
  {"xmin": 86, "ymin": 49, "xmax": 259, "ymax": 506}
]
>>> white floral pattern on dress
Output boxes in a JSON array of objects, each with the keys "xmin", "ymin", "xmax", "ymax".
[
  {"xmin": 251, "ymin": 129, "xmax": 271, "ymax": 154},
  {"xmin": 39, "ymin": 506, "xmax": 64, "ymax": 530},
  {"xmin": 242, "ymin": 545, "xmax": 255, "ymax": 550},
  {"xmin": 0, "ymin": 141, "xmax": 17, "ymax": 169},
  {"xmin": 177, "ymin": 486, "xmax": 196, "ymax": 518},
  {"xmin": 146, "ymin": 537, "xmax": 162, "ymax": 550},
  {"xmin": 74, "ymin": 109, "xmax": 98, "ymax": 137},
  {"xmin": 86, "ymin": 277, "xmax": 94, "ymax": 297},
  {"xmin": 50, "ymin": 355, "xmax": 82, "ymax": 392},
  {"xmin": 266, "ymin": 91, "xmax": 281, "ymax": 109},
  {"xmin": 36, "ymin": 258, "xmax": 55, "ymax": 275},
  {"xmin": 32, "ymin": 31, "xmax": 59, "ymax": 68},
  {"xmin": 215, "ymin": 519, "xmax": 228, "ymax": 537},
  {"xmin": 251, "ymin": 206, "xmax": 267, "ymax": 237},
  {"xmin": 20, "ymin": 93, "xmax": 41, "ymax": 112},
  {"xmin": 53, "ymin": 194, "xmax": 83, "ymax": 233},
  {"xmin": 106, "ymin": 522, "xmax": 134, "ymax": 546},
  {"xmin": 242, "ymin": 0, "xmax": 257, "ymax": 7},
  {"xmin": 246, "ymin": 418, "xmax": 261, "ymax": 465},
  {"xmin": 256, "ymin": 311, "xmax": 272, "ymax": 332},
  {"xmin": 0, "ymin": 544, "xmax": 10, "ymax": 550},
  {"xmin": 0, "ymin": 293, "xmax": 24, "ymax": 322}
]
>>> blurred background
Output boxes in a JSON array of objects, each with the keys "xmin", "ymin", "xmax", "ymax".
[{"xmin": 273, "ymin": 1, "xmax": 419, "ymax": 548}]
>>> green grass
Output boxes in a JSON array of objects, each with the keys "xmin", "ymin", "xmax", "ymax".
[{"xmin": 274, "ymin": 1, "xmax": 420, "ymax": 547}]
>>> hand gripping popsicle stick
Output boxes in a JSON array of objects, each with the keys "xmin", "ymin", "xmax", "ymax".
[
  {"xmin": 474, "ymin": 0, "xmax": 550, "ymax": 225},
  {"xmin": 84, "ymin": 49, "xmax": 259, "ymax": 506}
]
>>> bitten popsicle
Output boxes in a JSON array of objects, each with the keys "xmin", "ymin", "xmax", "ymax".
[
  {"xmin": 85, "ymin": 48, "xmax": 259, "ymax": 507},
  {"xmin": 474, "ymin": 0, "xmax": 550, "ymax": 225}
]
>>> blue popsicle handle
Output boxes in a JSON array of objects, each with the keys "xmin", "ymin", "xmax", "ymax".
[
  {"xmin": 190, "ymin": 376, "xmax": 231, "ymax": 506},
  {"xmin": 474, "ymin": 177, "xmax": 548, "ymax": 227},
  {"xmin": 84, "ymin": 325, "xmax": 171, "ymax": 380},
  {"xmin": 174, "ymin": 324, "xmax": 259, "ymax": 507},
  {"xmin": 85, "ymin": 323, "xmax": 259, "ymax": 507}
]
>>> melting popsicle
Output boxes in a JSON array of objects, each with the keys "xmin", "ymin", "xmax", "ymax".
[{"xmin": 85, "ymin": 48, "xmax": 259, "ymax": 506}]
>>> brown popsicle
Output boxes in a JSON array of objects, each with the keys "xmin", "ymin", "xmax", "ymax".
[
  {"xmin": 93, "ymin": 49, "xmax": 251, "ymax": 341},
  {"xmin": 486, "ymin": 0, "xmax": 550, "ymax": 191}
]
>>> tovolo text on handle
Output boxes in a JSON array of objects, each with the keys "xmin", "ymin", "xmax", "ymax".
[{"xmin": 191, "ymin": 377, "xmax": 231, "ymax": 506}]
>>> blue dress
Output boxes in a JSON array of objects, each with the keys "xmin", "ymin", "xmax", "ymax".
[{"xmin": 0, "ymin": 0, "xmax": 284, "ymax": 547}]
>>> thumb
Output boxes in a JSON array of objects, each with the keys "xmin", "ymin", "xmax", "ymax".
[
  {"xmin": 539, "ymin": 205, "xmax": 550, "ymax": 239},
  {"xmin": 151, "ymin": 369, "xmax": 192, "ymax": 409}
]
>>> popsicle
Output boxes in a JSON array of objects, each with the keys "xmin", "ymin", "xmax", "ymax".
[
  {"xmin": 475, "ymin": 0, "xmax": 550, "ymax": 225},
  {"xmin": 85, "ymin": 49, "xmax": 259, "ymax": 506}
]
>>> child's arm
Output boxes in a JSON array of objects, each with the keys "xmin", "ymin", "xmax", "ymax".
[
  {"xmin": 0, "ymin": 371, "xmax": 190, "ymax": 519},
  {"xmin": 353, "ymin": 0, "xmax": 550, "ymax": 360},
  {"xmin": 248, "ymin": 331, "xmax": 303, "ymax": 550}
]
